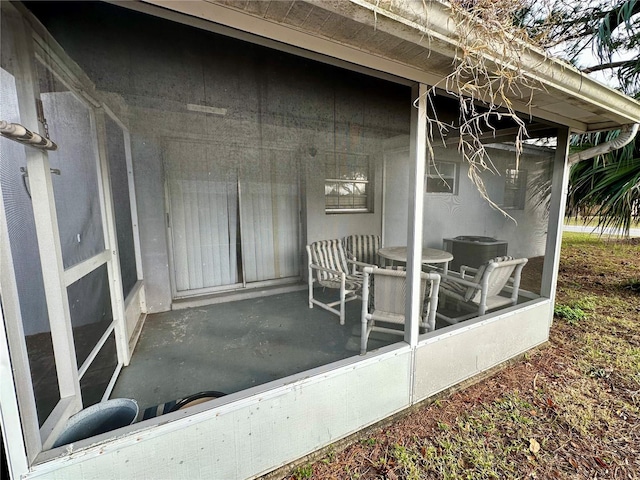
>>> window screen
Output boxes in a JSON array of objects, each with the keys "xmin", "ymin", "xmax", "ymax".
[{"xmin": 104, "ymin": 115, "xmax": 138, "ymax": 297}]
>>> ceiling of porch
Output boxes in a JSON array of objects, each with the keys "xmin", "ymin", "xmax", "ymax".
[{"xmin": 139, "ymin": 0, "xmax": 640, "ymax": 133}]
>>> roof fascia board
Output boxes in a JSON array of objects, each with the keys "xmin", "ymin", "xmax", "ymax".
[{"xmin": 343, "ymin": 0, "xmax": 640, "ymax": 128}]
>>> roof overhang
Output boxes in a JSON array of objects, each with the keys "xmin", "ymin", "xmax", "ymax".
[{"xmin": 130, "ymin": 0, "xmax": 640, "ymax": 133}]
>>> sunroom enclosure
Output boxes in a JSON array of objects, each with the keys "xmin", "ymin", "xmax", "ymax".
[{"xmin": 4, "ymin": 1, "xmax": 632, "ymax": 479}]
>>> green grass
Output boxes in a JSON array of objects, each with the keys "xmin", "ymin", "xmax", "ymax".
[
  {"xmin": 408, "ymin": 393, "xmax": 538, "ymax": 479},
  {"xmin": 554, "ymin": 295, "xmax": 598, "ymax": 323},
  {"xmin": 292, "ymin": 464, "xmax": 313, "ymax": 479},
  {"xmin": 554, "ymin": 304, "xmax": 587, "ymax": 324}
]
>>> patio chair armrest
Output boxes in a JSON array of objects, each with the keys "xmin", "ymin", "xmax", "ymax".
[
  {"xmin": 459, "ymin": 265, "xmax": 478, "ymax": 278},
  {"xmin": 363, "ymin": 266, "xmax": 405, "ymax": 277},
  {"xmin": 309, "ymin": 263, "xmax": 345, "ymax": 278},
  {"xmin": 348, "ymin": 258, "xmax": 376, "ymax": 268},
  {"xmin": 439, "ymin": 273, "xmax": 481, "ymax": 290}
]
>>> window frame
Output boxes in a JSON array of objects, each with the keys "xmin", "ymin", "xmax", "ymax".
[
  {"xmin": 502, "ymin": 165, "xmax": 528, "ymax": 210},
  {"xmin": 425, "ymin": 159, "xmax": 459, "ymax": 195},
  {"xmin": 324, "ymin": 152, "xmax": 373, "ymax": 214}
]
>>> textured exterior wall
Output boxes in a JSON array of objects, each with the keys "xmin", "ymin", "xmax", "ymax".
[{"xmin": 383, "ymin": 141, "xmax": 552, "ymax": 261}]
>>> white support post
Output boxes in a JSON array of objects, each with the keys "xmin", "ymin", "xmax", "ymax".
[
  {"xmin": 381, "ymin": 150, "xmax": 388, "ymax": 247},
  {"xmin": 404, "ymin": 83, "xmax": 427, "ymax": 348},
  {"xmin": 0, "ymin": 305, "xmax": 30, "ymax": 479},
  {"xmin": 541, "ymin": 127, "xmax": 571, "ymax": 306},
  {"xmin": 0, "ymin": 177, "xmax": 40, "ymax": 468},
  {"xmin": 94, "ymin": 109, "xmax": 131, "ymax": 365}
]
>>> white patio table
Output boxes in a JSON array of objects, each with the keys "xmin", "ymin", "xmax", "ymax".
[{"xmin": 377, "ymin": 246, "xmax": 453, "ymax": 274}]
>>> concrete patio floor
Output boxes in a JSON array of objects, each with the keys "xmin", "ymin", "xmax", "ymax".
[
  {"xmin": 110, "ymin": 259, "xmax": 544, "ymax": 414},
  {"xmin": 110, "ymin": 290, "xmax": 390, "ymax": 411}
]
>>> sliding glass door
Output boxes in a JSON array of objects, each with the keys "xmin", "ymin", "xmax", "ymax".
[
  {"xmin": 239, "ymin": 148, "xmax": 300, "ymax": 283},
  {"xmin": 165, "ymin": 140, "xmax": 240, "ymax": 293},
  {"xmin": 165, "ymin": 140, "xmax": 300, "ymax": 297}
]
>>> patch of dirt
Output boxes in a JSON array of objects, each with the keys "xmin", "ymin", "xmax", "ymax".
[{"xmin": 280, "ymin": 236, "xmax": 640, "ymax": 480}]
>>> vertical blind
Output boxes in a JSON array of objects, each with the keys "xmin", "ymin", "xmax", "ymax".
[{"xmin": 166, "ymin": 140, "xmax": 300, "ymax": 293}]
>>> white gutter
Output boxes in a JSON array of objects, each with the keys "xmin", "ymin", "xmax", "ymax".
[
  {"xmin": 568, "ymin": 123, "xmax": 639, "ymax": 166},
  {"xmin": 344, "ymin": 0, "xmax": 640, "ymax": 130}
]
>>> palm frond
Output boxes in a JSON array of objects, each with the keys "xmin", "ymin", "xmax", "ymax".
[{"xmin": 566, "ymin": 149, "xmax": 640, "ymax": 234}]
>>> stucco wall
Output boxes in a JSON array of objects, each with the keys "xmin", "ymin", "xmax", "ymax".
[{"xmin": 383, "ymin": 141, "xmax": 552, "ymax": 262}]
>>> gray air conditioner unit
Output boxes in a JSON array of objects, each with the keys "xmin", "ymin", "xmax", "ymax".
[{"xmin": 443, "ymin": 236, "xmax": 508, "ymax": 272}]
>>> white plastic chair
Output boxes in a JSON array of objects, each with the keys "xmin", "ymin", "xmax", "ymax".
[
  {"xmin": 436, "ymin": 256, "xmax": 528, "ymax": 324},
  {"xmin": 307, "ymin": 239, "xmax": 373, "ymax": 325},
  {"xmin": 360, "ymin": 266, "xmax": 440, "ymax": 355}
]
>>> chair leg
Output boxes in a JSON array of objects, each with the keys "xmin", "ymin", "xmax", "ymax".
[
  {"xmin": 339, "ymin": 283, "xmax": 346, "ymax": 325},
  {"xmin": 360, "ymin": 271, "xmax": 370, "ymax": 354},
  {"xmin": 308, "ymin": 267, "xmax": 314, "ymax": 309},
  {"xmin": 360, "ymin": 319, "xmax": 368, "ymax": 355}
]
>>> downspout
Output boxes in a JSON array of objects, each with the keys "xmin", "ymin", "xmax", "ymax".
[{"xmin": 568, "ymin": 123, "xmax": 639, "ymax": 165}]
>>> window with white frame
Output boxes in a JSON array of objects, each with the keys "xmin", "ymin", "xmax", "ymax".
[
  {"xmin": 426, "ymin": 160, "xmax": 458, "ymax": 194},
  {"xmin": 325, "ymin": 153, "xmax": 371, "ymax": 213}
]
